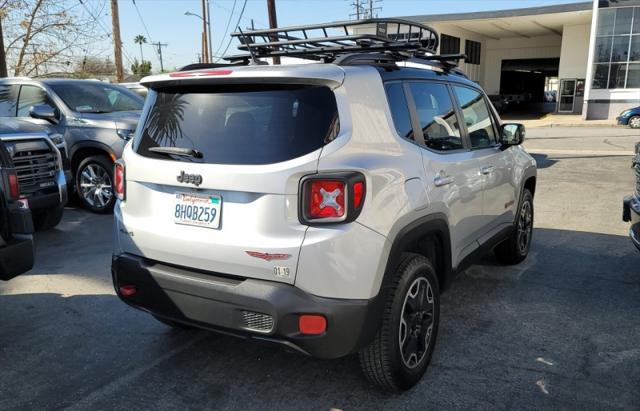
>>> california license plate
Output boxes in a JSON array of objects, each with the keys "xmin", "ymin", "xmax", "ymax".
[{"xmin": 174, "ymin": 192, "xmax": 222, "ymax": 229}]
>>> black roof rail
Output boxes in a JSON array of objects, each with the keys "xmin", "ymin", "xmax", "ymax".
[
  {"xmin": 334, "ymin": 52, "xmax": 468, "ymax": 76},
  {"xmin": 226, "ymin": 18, "xmax": 440, "ymax": 63}
]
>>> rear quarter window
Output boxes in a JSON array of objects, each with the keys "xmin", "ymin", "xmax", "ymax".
[{"xmin": 135, "ymin": 84, "xmax": 339, "ymax": 165}]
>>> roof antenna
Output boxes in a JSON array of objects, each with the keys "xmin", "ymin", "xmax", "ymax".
[{"xmin": 237, "ymin": 26, "xmax": 266, "ymax": 65}]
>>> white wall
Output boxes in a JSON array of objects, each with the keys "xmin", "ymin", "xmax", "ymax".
[
  {"xmin": 429, "ymin": 23, "xmax": 488, "ymax": 83},
  {"xmin": 558, "ymin": 24, "xmax": 591, "ymax": 79},
  {"xmin": 482, "ymin": 35, "xmax": 562, "ymax": 95}
]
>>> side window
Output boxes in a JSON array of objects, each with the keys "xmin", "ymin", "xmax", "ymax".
[
  {"xmin": 385, "ymin": 83, "xmax": 413, "ymax": 139},
  {"xmin": 0, "ymin": 85, "xmax": 19, "ymax": 117},
  {"xmin": 407, "ymin": 82, "xmax": 463, "ymax": 152},
  {"xmin": 453, "ymin": 86, "xmax": 497, "ymax": 149},
  {"xmin": 17, "ymin": 85, "xmax": 55, "ymax": 117}
]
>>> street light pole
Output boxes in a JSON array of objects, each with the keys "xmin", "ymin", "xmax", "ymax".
[{"xmin": 185, "ymin": 10, "xmax": 212, "ymax": 64}]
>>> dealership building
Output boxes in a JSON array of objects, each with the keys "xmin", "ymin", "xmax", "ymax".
[{"xmin": 393, "ymin": 0, "xmax": 640, "ymax": 120}]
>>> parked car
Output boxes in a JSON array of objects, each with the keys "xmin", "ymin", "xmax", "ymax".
[
  {"xmin": 489, "ymin": 94, "xmax": 510, "ymax": 114},
  {"xmin": 617, "ymin": 106, "xmax": 640, "ymax": 129},
  {"xmin": 544, "ymin": 90, "xmax": 557, "ymax": 103},
  {"xmin": 0, "ymin": 139, "xmax": 34, "ymax": 281},
  {"xmin": 0, "ymin": 119, "xmax": 67, "ymax": 230},
  {"xmin": 623, "ymin": 142, "xmax": 640, "ymax": 251},
  {"xmin": 119, "ymin": 82, "xmax": 148, "ymax": 99},
  {"xmin": 111, "ymin": 19, "xmax": 537, "ymax": 392},
  {"xmin": 0, "ymin": 79, "xmax": 144, "ymax": 213}
]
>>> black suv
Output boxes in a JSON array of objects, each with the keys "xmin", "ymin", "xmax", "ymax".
[
  {"xmin": 0, "ymin": 139, "xmax": 34, "ymax": 281},
  {"xmin": 623, "ymin": 142, "xmax": 640, "ymax": 251},
  {"xmin": 0, "ymin": 119, "xmax": 68, "ymax": 230}
]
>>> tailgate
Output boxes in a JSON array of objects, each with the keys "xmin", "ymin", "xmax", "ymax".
[{"xmin": 116, "ymin": 80, "xmax": 343, "ymax": 284}]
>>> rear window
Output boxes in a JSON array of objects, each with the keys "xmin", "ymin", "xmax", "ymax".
[{"xmin": 135, "ymin": 84, "xmax": 339, "ymax": 165}]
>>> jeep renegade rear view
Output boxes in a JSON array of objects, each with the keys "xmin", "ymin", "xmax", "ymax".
[{"xmin": 112, "ymin": 19, "xmax": 537, "ymax": 392}]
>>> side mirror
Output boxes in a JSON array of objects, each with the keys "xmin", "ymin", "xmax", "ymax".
[
  {"xmin": 29, "ymin": 104, "xmax": 58, "ymax": 124},
  {"xmin": 499, "ymin": 123, "xmax": 525, "ymax": 146}
]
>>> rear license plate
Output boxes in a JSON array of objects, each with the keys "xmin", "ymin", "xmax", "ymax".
[{"xmin": 174, "ymin": 192, "xmax": 222, "ymax": 229}]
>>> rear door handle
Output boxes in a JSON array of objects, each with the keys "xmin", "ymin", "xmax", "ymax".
[
  {"xmin": 434, "ymin": 174, "xmax": 455, "ymax": 187},
  {"xmin": 480, "ymin": 165, "xmax": 495, "ymax": 175}
]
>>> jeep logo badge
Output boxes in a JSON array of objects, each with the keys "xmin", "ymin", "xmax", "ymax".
[{"xmin": 177, "ymin": 171, "xmax": 202, "ymax": 186}]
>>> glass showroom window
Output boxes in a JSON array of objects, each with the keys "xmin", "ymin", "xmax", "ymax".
[{"xmin": 592, "ymin": 7, "xmax": 640, "ymax": 89}]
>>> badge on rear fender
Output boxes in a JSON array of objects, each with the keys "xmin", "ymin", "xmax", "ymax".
[{"xmin": 274, "ymin": 266, "xmax": 290, "ymax": 278}]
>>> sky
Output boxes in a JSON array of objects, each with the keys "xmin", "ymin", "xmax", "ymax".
[{"xmin": 89, "ymin": 0, "xmax": 591, "ymax": 72}]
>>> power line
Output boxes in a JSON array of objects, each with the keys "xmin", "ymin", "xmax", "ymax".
[
  {"xmin": 212, "ymin": 0, "xmax": 237, "ymax": 58},
  {"xmin": 131, "ymin": 0, "xmax": 156, "ymax": 51},
  {"xmin": 348, "ymin": 0, "xmax": 383, "ymax": 20},
  {"xmin": 78, "ymin": 0, "xmax": 135, "ymax": 66},
  {"xmin": 214, "ymin": 0, "xmax": 248, "ymax": 62},
  {"xmin": 211, "ymin": 1, "xmax": 266, "ymax": 28}
]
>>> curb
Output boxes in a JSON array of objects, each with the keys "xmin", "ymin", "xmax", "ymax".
[
  {"xmin": 526, "ymin": 148, "xmax": 635, "ymax": 156},
  {"xmin": 524, "ymin": 123, "xmax": 622, "ymax": 129}
]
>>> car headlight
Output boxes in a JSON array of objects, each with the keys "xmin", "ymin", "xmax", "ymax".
[
  {"xmin": 117, "ymin": 129, "xmax": 135, "ymax": 141},
  {"xmin": 620, "ymin": 110, "xmax": 632, "ymax": 117}
]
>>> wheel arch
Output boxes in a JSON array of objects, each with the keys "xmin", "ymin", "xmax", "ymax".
[
  {"xmin": 381, "ymin": 214, "xmax": 453, "ymax": 294},
  {"xmin": 516, "ymin": 166, "xmax": 537, "ymax": 221},
  {"xmin": 70, "ymin": 142, "xmax": 116, "ymax": 174}
]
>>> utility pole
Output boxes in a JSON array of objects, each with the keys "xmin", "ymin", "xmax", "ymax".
[
  {"xmin": 267, "ymin": 0, "xmax": 280, "ymax": 65},
  {"xmin": 201, "ymin": 0, "xmax": 209, "ymax": 63},
  {"xmin": 349, "ymin": 0, "xmax": 381, "ymax": 20},
  {"xmin": 110, "ymin": 0, "xmax": 124, "ymax": 81},
  {"xmin": 206, "ymin": 0, "xmax": 213, "ymax": 63},
  {"xmin": 0, "ymin": 16, "xmax": 7, "ymax": 77},
  {"xmin": 151, "ymin": 42, "xmax": 168, "ymax": 72}
]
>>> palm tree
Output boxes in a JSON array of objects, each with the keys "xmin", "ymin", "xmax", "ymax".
[{"xmin": 134, "ymin": 35, "xmax": 147, "ymax": 62}]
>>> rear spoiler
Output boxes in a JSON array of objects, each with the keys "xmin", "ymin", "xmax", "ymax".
[{"xmin": 141, "ymin": 66, "xmax": 345, "ymax": 90}]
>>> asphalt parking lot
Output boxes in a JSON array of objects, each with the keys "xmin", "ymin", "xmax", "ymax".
[{"xmin": 1, "ymin": 127, "xmax": 639, "ymax": 410}]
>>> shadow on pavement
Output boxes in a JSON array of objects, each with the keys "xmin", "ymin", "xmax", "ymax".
[{"xmin": 530, "ymin": 153, "xmax": 558, "ymax": 169}]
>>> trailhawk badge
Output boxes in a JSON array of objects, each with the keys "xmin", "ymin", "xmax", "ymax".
[{"xmin": 245, "ymin": 251, "xmax": 291, "ymax": 261}]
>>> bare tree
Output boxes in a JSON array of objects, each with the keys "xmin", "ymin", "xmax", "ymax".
[
  {"xmin": 2, "ymin": 0, "xmax": 107, "ymax": 76},
  {"xmin": 74, "ymin": 56, "xmax": 115, "ymax": 78}
]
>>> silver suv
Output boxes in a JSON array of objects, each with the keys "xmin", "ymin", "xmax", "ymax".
[
  {"xmin": 0, "ymin": 79, "xmax": 143, "ymax": 213},
  {"xmin": 112, "ymin": 20, "xmax": 537, "ymax": 391}
]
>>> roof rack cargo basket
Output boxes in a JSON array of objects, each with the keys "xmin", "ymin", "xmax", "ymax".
[{"xmin": 227, "ymin": 18, "xmax": 440, "ymax": 63}]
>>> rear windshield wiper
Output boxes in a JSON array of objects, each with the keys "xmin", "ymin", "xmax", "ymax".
[{"xmin": 148, "ymin": 146, "xmax": 203, "ymax": 159}]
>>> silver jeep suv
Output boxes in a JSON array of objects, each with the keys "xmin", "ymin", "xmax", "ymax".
[{"xmin": 112, "ymin": 19, "xmax": 536, "ymax": 391}]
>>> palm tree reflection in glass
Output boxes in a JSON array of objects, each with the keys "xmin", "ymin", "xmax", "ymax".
[{"xmin": 146, "ymin": 94, "xmax": 189, "ymax": 148}]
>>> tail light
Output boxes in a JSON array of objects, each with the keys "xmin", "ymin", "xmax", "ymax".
[
  {"xmin": 8, "ymin": 172, "xmax": 19, "ymax": 200},
  {"xmin": 114, "ymin": 160, "xmax": 125, "ymax": 201},
  {"xmin": 300, "ymin": 172, "xmax": 366, "ymax": 225}
]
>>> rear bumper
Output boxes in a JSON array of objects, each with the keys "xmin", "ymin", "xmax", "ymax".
[
  {"xmin": 623, "ymin": 195, "xmax": 640, "ymax": 251},
  {"xmin": 112, "ymin": 253, "xmax": 384, "ymax": 359},
  {"xmin": 0, "ymin": 237, "xmax": 34, "ymax": 281}
]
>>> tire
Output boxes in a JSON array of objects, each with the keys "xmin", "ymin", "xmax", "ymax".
[
  {"xmin": 32, "ymin": 205, "xmax": 64, "ymax": 231},
  {"xmin": 359, "ymin": 253, "xmax": 440, "ymax": 392},
  {"xmin": 75, "ymin": 155, "xmax": 115, "ymax": 214},
  {"xmin": 495, "ymin": 189, "xmax": 534, "ymax": 265},
  {"xmin": 629, "ymin": 115, "xmax": 640, "ymax": 129},
  {"xmin": 153, "ymin": 315, "xmax": 194, "ymax": 330}
]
